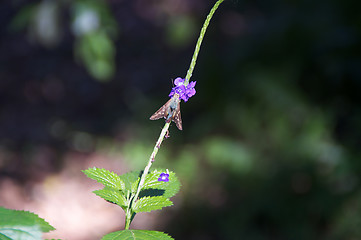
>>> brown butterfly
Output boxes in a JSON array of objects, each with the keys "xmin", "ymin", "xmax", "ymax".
[{"xmin": 150, "ymin": 94, "xmax": 182, "ymax": 130}]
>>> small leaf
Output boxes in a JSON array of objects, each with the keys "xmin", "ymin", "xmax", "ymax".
[
  {"xmin": 0, "ymin": 207, "xmax": 55, "ymax": 240},
  {"xmin": 131, "ymin": 178, "xmax": 140, "ymax": 194},
  {"xmin": 119, "ymin": 171, "xmax": 141, "ymax": 193},
  {"xmin": 102, "ymin": 229, "xmax": 174, "ymax": 240},
  {"xmin": 141, "ymin": 169, "xmax": 181, "ymax": 199},
  {"xmin": 132, "ymin": 196, "xmax": 172, "ymax": 213},
  {"xmin": 93, "ymin": 187, "xmax": 127, "ymax": 208},
  {"xmin": 83, "ymin": 167, "xmax": 125, "ymax": 191}
]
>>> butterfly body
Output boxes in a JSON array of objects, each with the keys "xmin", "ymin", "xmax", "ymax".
[{"xmin": 150, "ymin": 94, "xmax": 182, "ymax": 130}]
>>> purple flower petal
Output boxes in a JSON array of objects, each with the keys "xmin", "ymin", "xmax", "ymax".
[
  {"xmin": 174, "ymin": 77, "xmax": 184, "ymax": 86},
  {"xmin": 177, "ymin": 85, "xmax": 186, "ymax": 94},
  {"xmin": 187, "ymin": 88, "xmax": 196, "ymax": 97},
  {"xmin": 169, "ymin": 89, "xmax": 175, "ymax": 97},
  {"xmin": 188, "ymin": 81, "xmax": 196, "ymax": 88}
]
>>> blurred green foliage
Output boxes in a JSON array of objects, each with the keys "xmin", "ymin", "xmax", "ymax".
[
  {"xmin": 71, "ymin": 0, "xmax": 118, "ymax": 81},
  {"xmin": 165, "ymin": 15, "xmax": 197, "ymax": 48},
  {"xmin": 1, "ymin": 0, "xmax": 361, "ymax": 239},
  {"xmin": 11, "ymin": 0, "xmax": 118, "ymax": 81}
]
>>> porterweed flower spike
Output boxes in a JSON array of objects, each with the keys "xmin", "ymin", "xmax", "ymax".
[
  {"xmin": 169, "ymin": 77, "xmax": 197, "ymax": 102},
  {"xmin": 128, "ymin": 0, "xmax": 225, "ymax": 231}
]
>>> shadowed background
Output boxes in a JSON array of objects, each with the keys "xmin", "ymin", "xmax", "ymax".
[{"xmin": 1, "ymin": 0, "xmax": 361, "ymax": 239}]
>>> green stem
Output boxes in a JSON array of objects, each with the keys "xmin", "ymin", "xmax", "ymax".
[
  {"xmin": 134, "ymin": 122, "xmax": 170, "ymax": 202},
  {"xmin": 125, "ymin": 122, "xmax": 170, "ymax": 228},
  {"xmin": 124, "ymin": 191, "xmax": 132, "ymax": 230},
  {"xmin": 184, "ymin": 0, "xmax": 225, "ymax": 85},
  {"xmin": 125, "ymin": 0, "xmax": 225, "ymax": 229},
  {"xmin": 125, "ymin": 209, "xmax": 131, "ymax": 230}
]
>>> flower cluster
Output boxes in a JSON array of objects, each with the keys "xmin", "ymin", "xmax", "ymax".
[{"xmin": 169, "ymin": 77, "xmax": 196, "ymax": 102}]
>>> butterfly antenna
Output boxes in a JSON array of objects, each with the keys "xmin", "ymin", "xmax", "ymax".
[{"xmin": 170, "ymin": 78, "xmax": 174, "ymax": 87}]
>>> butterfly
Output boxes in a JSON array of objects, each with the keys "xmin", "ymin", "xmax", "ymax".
[{"xmin": 150, "ymin": 94, "xmax": 182, "ymax": 130}]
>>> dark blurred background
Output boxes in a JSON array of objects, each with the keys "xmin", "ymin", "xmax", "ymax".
[{"xmin": 1, "ymin": 0, "xmax": 361, "ymax": 239}]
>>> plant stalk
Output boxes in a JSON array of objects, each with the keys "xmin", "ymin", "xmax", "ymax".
[
  {"xmin": 125, "ymin": 122, "xmax": 170, "ymax": 228},
  {"xmin": 185, "ymin": 0, "xmax": 225, "ymax": 85},
  {"xmin": 125, "ymin": 0, "xmax": 225, "ymax": 229}
]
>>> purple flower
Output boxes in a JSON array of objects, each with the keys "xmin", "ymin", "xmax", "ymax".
[
  {"xmin": 169, "ymin": 77, "xmax": 196, "ymax": 102},
  {"xmin": 158, "ymin": 172, "xmax": 169, "ymax": 182}
]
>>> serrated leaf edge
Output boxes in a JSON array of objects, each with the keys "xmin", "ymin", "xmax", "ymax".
[
  {"xmin": 133, "ymin": 196, "xmax": 173, "ymax": 213},
  {"xmin": 83, "ymin": 167, "xmax": 125, "ymax": 191}
]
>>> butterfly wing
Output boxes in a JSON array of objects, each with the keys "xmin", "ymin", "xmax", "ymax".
[
  {"xmin": 150, "ymin": 97, "xmax": 182, "ymax": 131},
  {"xmin": 172, "ymin": 102, "xmax": 183, "ymax": 130},
  {"xmin": 150, "ymin": 98, "xmax": 172, "ymax": 120}
]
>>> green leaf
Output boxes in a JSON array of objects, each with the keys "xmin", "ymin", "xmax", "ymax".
[
  {"xmin": 0, "ymin": 234, "xmax": 12, "ymax": 240},
  {"xmin": 131, "ymin": 178, "xmax": 140, "ymax": 194},
  {"xmin": 118, "ymin": 171, "xmax": 141, "ymax": 193},
  {"xmin": 132, "ymin": 196, "xmax": 173, "ymax": 213},
  {"xmin": 141, "ymin": 170, "xmax": 181, "ymax": 199},
  {"xmin": 102, "ymin": 229, "xmax": 174, "ymax": 240},
  {"xmin": 0, "ymin": 207, "xmax": 55, "ymax": 240},
  {"xmin": 83, "ymin": 167, "xmax": 125, "ymax": 191},
  {"xmin": 93, "ymin": 187, "xmax": 127, "ymax": 208}
]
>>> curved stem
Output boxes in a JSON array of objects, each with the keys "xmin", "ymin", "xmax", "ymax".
[{"xmin": 184, "ymin": 0, "xmax": 225, "ymax": 85}]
